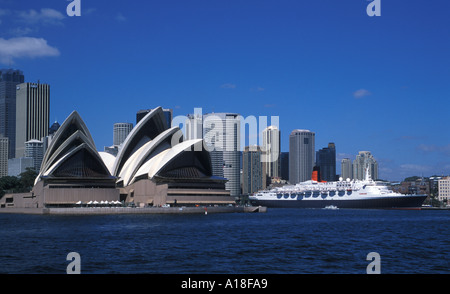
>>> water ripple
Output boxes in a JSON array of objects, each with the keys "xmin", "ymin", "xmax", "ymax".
[{"xmin": 0, "ymin": 209, "xmax": 448, "ymax": 274}]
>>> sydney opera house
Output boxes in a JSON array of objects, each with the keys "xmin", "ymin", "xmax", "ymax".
[{"xmin": 4, "ymin": 107, "xmax": 234, "ymax": 209}]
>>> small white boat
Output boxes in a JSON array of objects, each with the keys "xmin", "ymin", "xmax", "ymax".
[{"xmin": 323, "ymin": 205, "xmax": 338, "ymax": 210}]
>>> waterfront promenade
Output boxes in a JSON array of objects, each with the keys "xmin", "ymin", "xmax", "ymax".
[{"xmin": 0, "ymin": 206, "xmax": 267, "ymax": 215}]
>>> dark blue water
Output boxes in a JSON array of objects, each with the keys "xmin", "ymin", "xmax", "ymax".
[{"xmin": 0, "ymin": 209, "xmax": 448, "ymax": 274}]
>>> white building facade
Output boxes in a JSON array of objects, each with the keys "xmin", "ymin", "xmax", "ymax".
[
  {"xmin": 353, "ymin": 151, "xmax": 378, "ymax": 180},
  {"xmin": 438, "ymin": 177, "xmax": 450, "ymax": 204}
]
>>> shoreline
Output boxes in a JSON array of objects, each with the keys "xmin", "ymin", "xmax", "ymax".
[
  {"xmin": 1, "ymin": 206, "xmax": 447, "ymax": 215},
  {"xmin": 420, "ymin": 206, "xmax": 450, "ymax": 210},
  {"xmin": 0, "ymin": 206, "xmax": 267, "ymax": 215}
]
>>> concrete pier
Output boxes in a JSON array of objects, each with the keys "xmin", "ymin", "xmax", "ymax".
[
  {"xmin": 420, "ymin": 206, "xmax": 450, "ymax": 210},
  {"xmin": 0, "ymin": 206, "xmax": 267, "ymax": 215}
]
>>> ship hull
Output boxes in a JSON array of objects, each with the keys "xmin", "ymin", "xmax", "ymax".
[{"xmin": 250, "ymin": 195, "xmax": 427, "ymax": 209}]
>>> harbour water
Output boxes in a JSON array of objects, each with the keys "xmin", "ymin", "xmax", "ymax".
[{"xmin": 0, "ymin": 208, "xmax": 448, "ymax": 274}]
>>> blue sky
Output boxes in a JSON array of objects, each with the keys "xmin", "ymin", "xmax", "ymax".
[{"xmin": 1, "ymin": 0, "xmax": 449, "ymax": 181}]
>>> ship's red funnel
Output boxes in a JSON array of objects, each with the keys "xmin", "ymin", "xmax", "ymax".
[{"xmin": 312, "ymin": 166, "xmax": 326, "ymax": 183}]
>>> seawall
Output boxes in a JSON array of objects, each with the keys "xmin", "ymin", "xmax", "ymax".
[{"xmin": 0, "ymin": 206, "xmax": 266, "ymax": 215}]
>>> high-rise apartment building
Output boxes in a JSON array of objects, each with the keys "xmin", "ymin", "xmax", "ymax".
[
  {"xmin": 353, "ymin": 151, "xmax": 378, "ymax": 180},
  {"xmin": 289, "ymin": 129, "xmax": 315, "ymax": 184},
  {"xmin": 341, "ymin": 158, "xmax": 352, "ymax": 180},
  {"xmin": 15, "ymin": 82, "xmax": 50, "ymax": 158},
  {"xmin": 262, "ymin": 126, "xmax": 280, "ymax": 179},
  {"xmin": 203, "ymin": 112, "xmax": 241, "ymax": 196},
  {"xmin": 113, "ymin": 122, "xmax": 133, "ymax": 146},
  {"xmin": 316, "ymin": 142, "xmax": 336, "ymax": 181},
  {"xmin": 242, "ymin": 146, "xmax": 266, "ymax": 195},
  {"xmin": 0, "ymin": 136, "xmax": 8, "ymax": 177},
  {"xmin": 0, "ymin": 69, "xmax": 25, "ymax": 159}
]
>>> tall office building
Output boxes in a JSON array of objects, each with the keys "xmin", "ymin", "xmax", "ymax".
[
  {"xmin": 42, "ymin": 121, "xmax": 60, "ymax": 156},
  {"xmin": 315, "ymin": 142, "xmax": 336, "ymax": 181},
  {"xmin": 8, "ymin": 157, "xmax": 33, "ymax": 177},
  {"xmin": 25, "ymin": 139, "xmax": 44, "ymax": 172},
  {"xmin": 341, "ymin": 158, "xmax": 352, "ymax": 180},
  {"xmin": 262, "ymin": 126, "xmax": 280, "ymax": 179},
  {"xmin": 48, "ymin": 121, "xmax": 60, "ymax": 135},
  {"xmin": 203, "ymin": 112, "xmax": 241, "ymax": 196},
  {"xmin": 280, "ymin": 152, "xmax": 289, "ymax": 181},
  {"xmin": 0, "ymin": 69, "xmax": 25, "ymax": 159},
  {"xmin": 185, "ymin": 113, "xmax": 203, "ymax": 140},
  {"xmin": 0, "ymin": 136, "xmax": 8, "ymax": 177},
  {"xmin": 136, "ymin": 108, "xmax": 173, "ymax": 128},
  {"xmin": 242, "ymin": 146, "xmax": 266, "ymax": 195},
  {"xmin": 289, "ymin": 129, "xmax": 315, "ymax": 184},
  {"xmin": 353, "ymin": 151, "xmax": 378, "ymax": 180},
  {"xmin": 15, "ymin": 82, "xmax": 50, "ymax": 158},
  {"xmin": 113, "ymin": 122, "xmax": 133, "ymax": 146}
]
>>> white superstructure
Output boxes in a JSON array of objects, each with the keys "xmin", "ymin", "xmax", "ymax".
[{"xmin": 250, "ymin": 169, "xmax": 427, "ymax": 209}]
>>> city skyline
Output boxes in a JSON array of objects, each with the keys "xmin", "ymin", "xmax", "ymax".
[{"xmin": 0, "ymin": 1, "xmax": 449, "ymax": 181}]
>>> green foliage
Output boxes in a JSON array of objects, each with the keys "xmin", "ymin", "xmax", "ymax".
[
  {"xmin": 404, "ymin": 176, "xmax": 421, "ymax": 182},
  {"xmin": 0, "ymin": 168, "xmax": 38, "ymax": 198},
  {"xmin": 19, "ymin": 168, "xmax": 38, "ymax": 190}
]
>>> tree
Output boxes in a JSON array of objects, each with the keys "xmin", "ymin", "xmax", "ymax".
[
  {"xmin": 19, "ymin": 168, "xmax": 38, "ymax": 190},
  {"xmin": 404, "ymin": 176, "xmax": 420, "ymax": 182},
  {"xmin": 0, "ymin": 168, "xmax": 38, "ymax": 198},
  {"xmin": 0, "ymin": 176, "xmax": 22, "ymax": 198}
]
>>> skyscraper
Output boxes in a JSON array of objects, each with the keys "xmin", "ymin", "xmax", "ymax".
[
  {"xmin": 48, "ymin": 121, "xmax": 60, "ymax": 135},
  {"xmin": 203, "ymin": 112, "xmax": 241, "ymax": 196},
  {"xmin": 262, "ymin": 126, "xmax": 280, "ymax": 179},
  {"xmin": 341, "ymin": 158, "xmax": 352, "ymax": 180},
  {"xmin": 315, "ymin": 142, "xmax": 336, "ymax": 181},
  {"xmin": 136, "ymin": 108, "xmax": 173, "ymax": 128},
  {"xmin": 42, "ymin": 121, "xmax": 60, "ymax": 156},
  {"xmin": 113, "ymin": 122, "xmax": 133, "ymax": 146},
  {"xmin": 15, "ymin": 82, "xmax": 50, "ymax": 158},
  {"xmin": 0, "ymin": 136, "xmax": 8, "ymax": 177},
  {"xmin": 242, "ymin": 146, "xmax": 266, "ymax": 195},
  {"xmin": 8, "ymin": 157, "xmax": 33, "ymax": 177},
  {"xmin": 25, "ymin": 139, "xmax": 44, "ymax": 172},
  {"xmin": 0, "ymin": 69, "xmax": 25, "ymax": 159},
  {"xmin": 353, "ymin": 151, "xmax": 378, "ymax": 180},
  {"xmin": 280, "ymin": 152, "xmax": 289, "ymax": 181},
  {"xmin": 289, "ymin": 129, "xmax": 315, "ymax": 184},
  {"xmin": 185, "ymin": 112, "xmax": 203, "ymax": 140}
]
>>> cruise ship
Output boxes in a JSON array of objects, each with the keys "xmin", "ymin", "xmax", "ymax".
[{"xmin": 249, "ymin": 168, "xmax": 427, "ymax": 209}]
